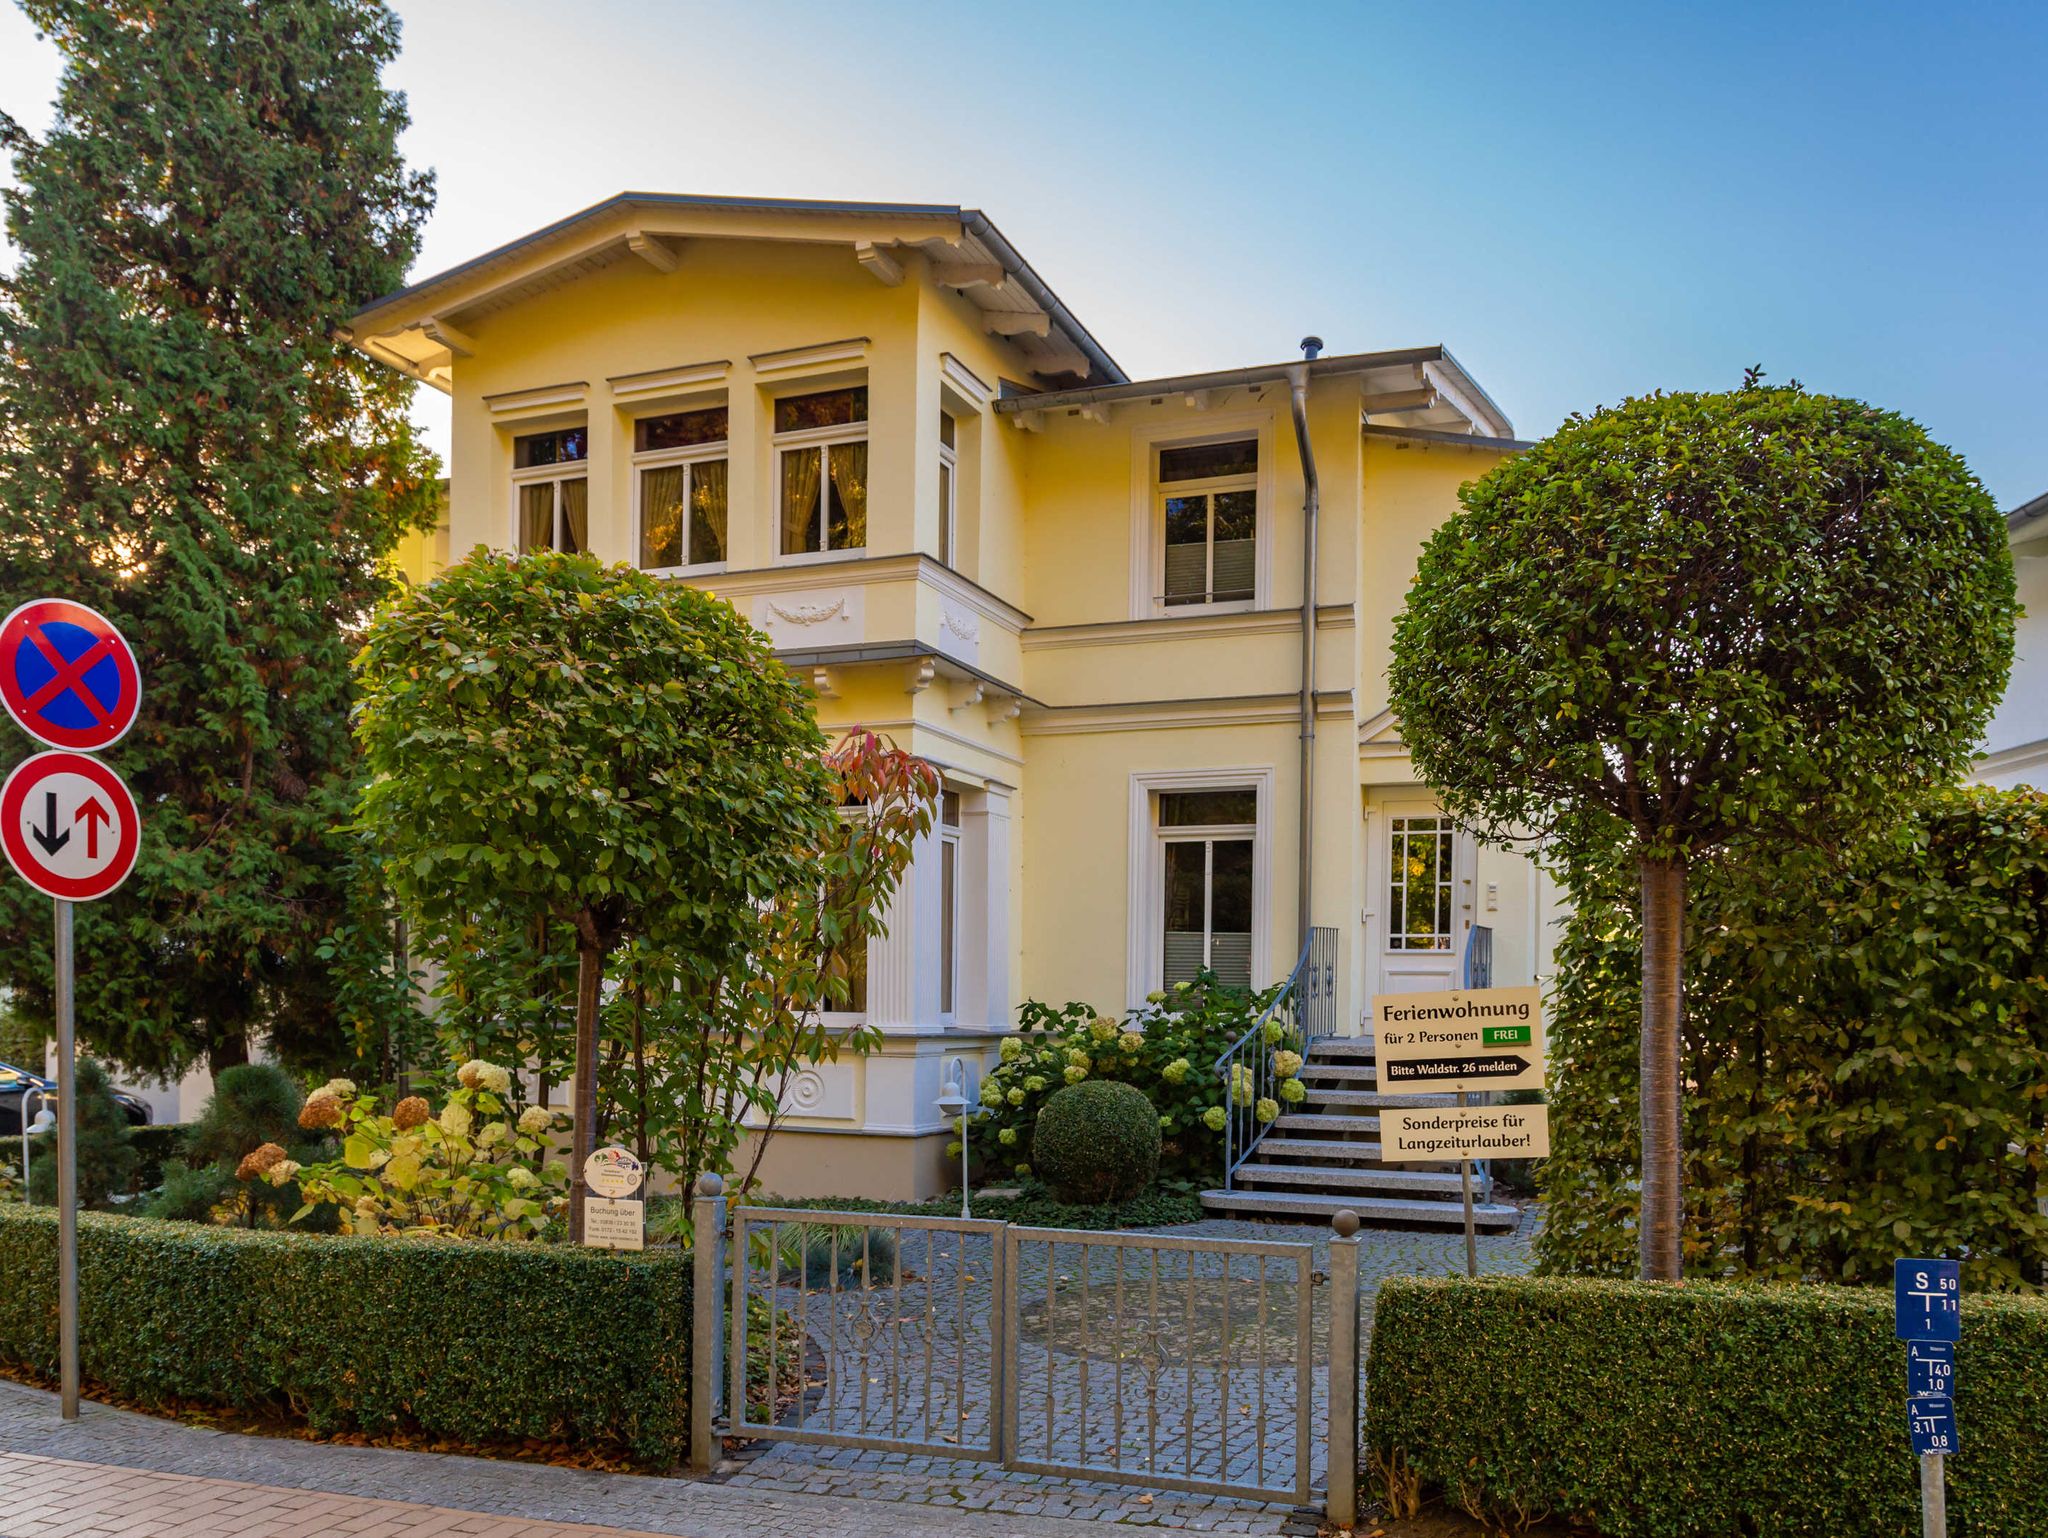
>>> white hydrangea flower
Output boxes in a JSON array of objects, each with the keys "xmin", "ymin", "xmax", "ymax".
[
  {"xmin": 476, "ymin": 1062, "xmax": 513, "ymax": 1095},
  {"xmin": 517, "ymin": 1105, "xmax": 553, "ymax": 1136},
  {"xmin": 265, "ymin": 1159, "xmax": 301, "ymax": 1188},
  {"xmin": 507, "ymin": 1165, "xmax": 540, "ymax": 1192},
  {"xmin": 319, "ymin": 1078, "xmax": 357, "ymax": 1100}
]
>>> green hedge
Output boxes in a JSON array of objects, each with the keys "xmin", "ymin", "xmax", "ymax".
[
  {"xmin": 0, "ymin": 1206, "xmax": 693, "ymax": 1464},
  {"xmin": 1365, "ymin": 1276, "xmax": 2048, "ymax": 1537}
]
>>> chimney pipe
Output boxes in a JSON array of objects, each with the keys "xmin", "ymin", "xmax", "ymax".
[{"xmin": 1299, "ymin": 336, "xmax": 1324, "ymax": 361}]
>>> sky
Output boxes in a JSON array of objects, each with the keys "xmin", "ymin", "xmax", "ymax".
[{"xmin": 2, "ymin": 1, "xmax": 2045, "ymax": 508}]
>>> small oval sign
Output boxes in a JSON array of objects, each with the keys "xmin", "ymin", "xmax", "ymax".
[{"xmin": 584, "ymin": 1144, "xmax": 644, "ymax": 1199}]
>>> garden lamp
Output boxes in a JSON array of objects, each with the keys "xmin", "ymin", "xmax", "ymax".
[
  {"xmin": 21, "ymin": 1089, "xmax": 54, "ymax": 1196},
  {"xmin": 936, "ymin": 1064, "xmax": 972, "ymax": 1220}
]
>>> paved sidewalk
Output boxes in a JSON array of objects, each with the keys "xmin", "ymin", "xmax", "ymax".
[
  {"xmin": 0, "ymin": 1381, "xmax": 1168, "ymax": 1537},
  {"xmin": 0, "ymin": 1451, "xmax": 679, "ymax": 1537}
]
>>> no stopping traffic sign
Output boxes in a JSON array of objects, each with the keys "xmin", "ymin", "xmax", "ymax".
[{"xmin": 0, "ymin": 599, "xmax": 142, "ymax": 752}]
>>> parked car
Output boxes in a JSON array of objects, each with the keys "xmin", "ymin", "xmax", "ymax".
[{"xmin": 0, "ymin": 1060, "xmax": 150, "ymax": 1136}]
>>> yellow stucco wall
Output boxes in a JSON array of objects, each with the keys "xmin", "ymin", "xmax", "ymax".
[{"xmin": 366, "ymin": 220, "xmax": 1555, "ymax": 1060}]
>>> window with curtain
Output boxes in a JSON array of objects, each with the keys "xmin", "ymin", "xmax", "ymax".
[
  {"xmin": 511, "ymin": 427, "xmax": 589, "ymax": 555},
  {"xmin": 776, "ymin": 386, "xmax": 868, "ymax": 556},
  {"xmin": 633, "ymin": 406, "xmax": 728, "ymax": 570},
  {"xmin": 1158, "ymin": 788, "xmax": 1256, "ymax": 988},
  {"xmin": 1157, "ymin": 437, "xmax": 1257, "ymax": 608}
]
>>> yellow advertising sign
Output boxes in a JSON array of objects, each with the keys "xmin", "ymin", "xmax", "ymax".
[{"xmin": 1372, "ymin": 985, "xmax": 1546, "ymax": 1095}]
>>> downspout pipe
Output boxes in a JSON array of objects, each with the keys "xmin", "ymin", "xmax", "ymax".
[{"xmin": 1288, "ymin": 342, "xmax": 1322, "ymax": 954}]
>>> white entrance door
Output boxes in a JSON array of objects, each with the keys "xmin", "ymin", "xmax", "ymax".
[{"xmin": 1365, "ymin": 799, "xmax": 1477, "ymax": 1004}]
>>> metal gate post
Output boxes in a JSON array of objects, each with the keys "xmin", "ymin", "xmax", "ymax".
[
  {"xmin": 689, "ymin": 1172, "xmax": 727, "ymax": 1474},
  {"xmin": 996, "ymin": 1223, "xmax": 1018, "ymax": 1465},
  {"xmin": 1326, "ymin": 1210, "xmax": 1363, "ymax": 1528}
]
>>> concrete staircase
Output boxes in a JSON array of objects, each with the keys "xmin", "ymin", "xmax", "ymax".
[{"xmin": 1199, "ymin": 1036, "xmax": 1522, "ymax": 1230}]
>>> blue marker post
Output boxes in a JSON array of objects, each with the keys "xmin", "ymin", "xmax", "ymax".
[{"xmin": 1895, "ymin": 1258, "xmax": 1961, "ymax": 1538}]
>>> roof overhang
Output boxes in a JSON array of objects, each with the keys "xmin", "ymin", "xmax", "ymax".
[
  {"xmin": 344, "ymin": 193, "xmax": 1125, "ymax": 394},
  {"xmin": 991, "ymin": 344, "xmax": 1514, "ymax": 439},
  {"xmin": 2009, "ymin": 490, "xmax": 2048, "ymax": 553}
]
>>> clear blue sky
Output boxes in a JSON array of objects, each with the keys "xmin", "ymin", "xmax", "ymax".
[{"xmin": 3, "ymin": 1, "xmax": 2044, "ymax": 506}]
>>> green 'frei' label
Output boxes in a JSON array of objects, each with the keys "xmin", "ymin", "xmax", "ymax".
[{"xmin": 1483, "ymin": 1025, "xmax": 1532, "ymax": 1047}]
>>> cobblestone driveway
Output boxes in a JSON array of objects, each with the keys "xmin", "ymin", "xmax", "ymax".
[{"xmin": 719, "ymin": 1209, "xmax": 1539, "ymax": 1532}]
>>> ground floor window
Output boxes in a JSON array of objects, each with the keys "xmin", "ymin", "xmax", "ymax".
[{"xmin": 1159, "ymin": 788, "xmax": 1255, "ymax": 987}]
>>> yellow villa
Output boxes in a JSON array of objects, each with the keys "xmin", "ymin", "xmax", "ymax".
[{"xmin": 351, "ymin": 193, "xmax": 1551, "ymax": 1222}]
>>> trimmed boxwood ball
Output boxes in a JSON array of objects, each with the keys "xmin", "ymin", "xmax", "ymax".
[{"xmin": 1031, "ymin": 1080, "xmax": 1160, "ymax": 1204}]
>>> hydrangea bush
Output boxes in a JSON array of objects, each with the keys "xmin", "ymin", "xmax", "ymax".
[
  {"xmin": 290, "ymin": 1061, "xmax": 569, "ymax": 1239},
  {"xmin": 964, "ymin": 973, "xmax": 1301, "ymax": 1185}
]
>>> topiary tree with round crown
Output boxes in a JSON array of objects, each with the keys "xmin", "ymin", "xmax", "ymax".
[
  {"xmin": 1389, "ymin": 373, "xmax": 2016, "ymax": 1280},
  {"xmin": 353, "ymin": 548, "xmax": 835, "ymax": 1240}
]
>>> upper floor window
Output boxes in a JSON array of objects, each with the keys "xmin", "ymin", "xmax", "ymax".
[
  {"xmin": 635, "ymin": 406, "xmax": 728, "ymax": 571},
  {"xmin": 776, "ymin": 386, "xmax": 868, "ymax": 558},
  {"xmin": 938, "ymin": 411, "xmax": 958, "ymax": 567},
  {"xmin": 1158, "ymin": 437, "xmax": 1257, "ymax": 608},
  {"xmin": 513, "ymin": 427, "xmax": 588, "ymax": 554}
]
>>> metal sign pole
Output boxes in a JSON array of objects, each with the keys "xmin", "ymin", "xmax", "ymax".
[
  {"xmin": 54, "ymin": 896, "xmax": 77, "ymax": 1420},
  {"xmin": 1456, "ymin": 1089, "xmax": 1477, "ymax": 1278},
  {"xmin": 1921, "ymin": 1451, "xmax": 1946, "ymax": 1538}
]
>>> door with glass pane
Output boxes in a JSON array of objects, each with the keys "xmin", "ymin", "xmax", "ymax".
[
  {"xmin": 1369, "ymin": 801, "xmax": 1475, "ymax": 997},
  {"xmin": 1159, "ymin": 789, "xmax": 1256, "ymax": 989}
]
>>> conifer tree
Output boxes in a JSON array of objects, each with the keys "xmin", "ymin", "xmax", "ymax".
[{"xmin": 0, "ymin": 1, "xmax": 439, "ymax": 1074}]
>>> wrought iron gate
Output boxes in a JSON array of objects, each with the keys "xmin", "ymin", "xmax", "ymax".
[
  {"xmin": 727, "ymin": 1205, "xmax": 1008, "ymax": 1459},
  {"xmin": 716, "ymin": 1196, "xmax": 1319, "ymax": 1505}
]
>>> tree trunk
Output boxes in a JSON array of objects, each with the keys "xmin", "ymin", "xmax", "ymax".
[
  {"xmin": 1638, "ymin": 856, "xmax": 1686, "ymax": 1281},
  {"xmin": 568, "ymin": 932, "xmax": 605, "ymax": 1244},
  {"xmin": 208, "ymin": 1033, "xmax": 249, "ymax": 1075}
]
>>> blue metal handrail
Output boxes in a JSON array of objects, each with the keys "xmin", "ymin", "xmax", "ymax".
[{"xmin": 1212, "ymin": 926, "xmax": 1338, "ymax": 1189}]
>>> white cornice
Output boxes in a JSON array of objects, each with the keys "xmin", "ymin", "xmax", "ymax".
[
  {"xmin": 1023, "ymin": 691, "xmax": 1354, "ymax": 736},
  {"xmin": 1973, "ymin": 737, "xmax": 2048, "ymax": 783},
  {"xmin": 607, "ymin": 359, "xmax": 731, "ymax": 400},
  {"xmin": 483, "ymin": 380, "xmax": 589, "ymax": 417},
  {"xmin": 686, "ymin": 553, "xmax": 1029, "ymax": 633},
  {"xmin": 940, "ymin": 352, "xmax": 993, "ymax": 408},
  {"xmin": 749, "ymin": 336, "xmax": 871, "ymax": 377},
  {"xmin": 1023, "ymin": 604, "xmax": 1353, "ymax": 651}
]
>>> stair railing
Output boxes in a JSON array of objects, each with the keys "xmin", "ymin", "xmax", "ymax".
[{"xmin": 1213, "ymin": 925, "xmax": 1339, "ymax": 1190}]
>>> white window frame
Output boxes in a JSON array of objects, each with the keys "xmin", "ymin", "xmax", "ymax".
[
  {"xmin": 938, "ymin": 791, "xmax": 961, "ymax": 1022},
  {"xmin": 508, "ymin": 432, "xmax": 590, "ymax": 555},
  {"xmin": 1386, "ymin": 813, "xmax": 1457, "ymax": 954},
  {"xmin": 774, "ymin": 389, "xmax": 869, "ymax": 566},
  {"xmin": 1125, "ymin": 766, "xmax": 1274, "ymax": 1008},
  {"xmin": 1127, "ymin": 412, "xmax": 1275, "ymax": 619},
  {"xmin": 937, "ymin": 414, "xmax": 958, "ymax": 568},
  {"xmin": 821, "ymin": 803, "xmax": 870, "ymax": 1027},
  {"xmin": 631, "ymin": 419, "xmax": 729, "ymax": 576}
]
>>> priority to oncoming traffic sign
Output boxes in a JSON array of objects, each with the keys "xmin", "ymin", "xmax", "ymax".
[
  {"xmin": 0, "ymin": 750, "xmax": 141, "ymax": 902},
  {"xmin": 0, "ymin": 599, "xmax": 142, "ymax": 752}
]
